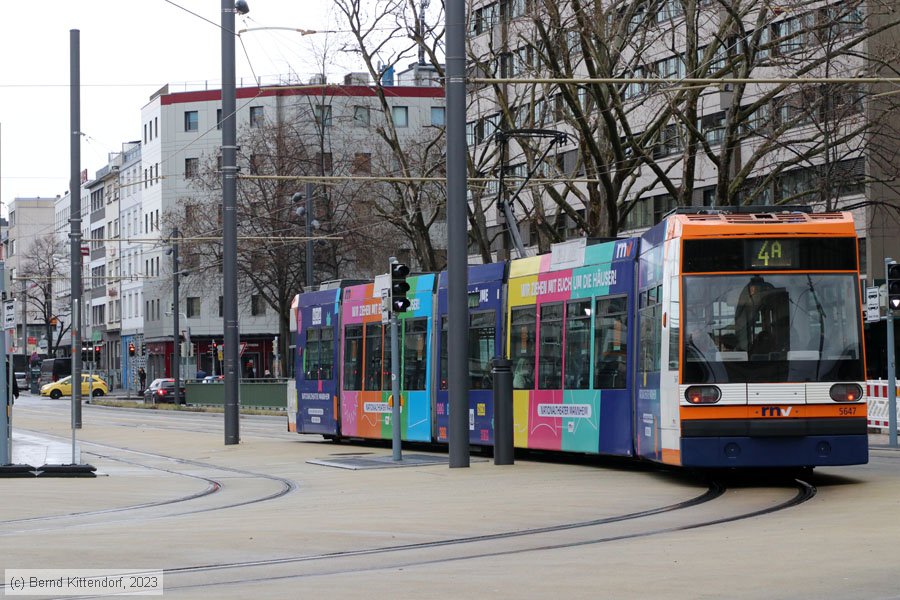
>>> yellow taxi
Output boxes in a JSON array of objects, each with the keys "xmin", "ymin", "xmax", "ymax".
[{"xmin": 41, "ymin": 374, "xmax": 108, "ymax": 399}]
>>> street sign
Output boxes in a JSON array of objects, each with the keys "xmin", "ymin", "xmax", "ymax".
[
  {"xmin": 3, "ymin": 300, "xmax": 15, "ymax": 329},
  {"xmin": 81, "ymin": 246, "xmax": 89, "ymax": 256},
  {"xmin": 381, "ymin": 289, "xmax": 390, "ymax": 324},
  {"xmin": 866, "ymin": 286, "xmax": 881, "ymax": 323}
]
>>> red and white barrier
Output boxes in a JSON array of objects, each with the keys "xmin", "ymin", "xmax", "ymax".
[{"xmin": 866, "ymin": 381, "xmax": 900, "ymax": 430}]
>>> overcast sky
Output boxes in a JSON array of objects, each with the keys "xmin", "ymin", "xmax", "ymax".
[{"xmin": 0, "ymin": 0, "xmax": 362, "ymax": 217}]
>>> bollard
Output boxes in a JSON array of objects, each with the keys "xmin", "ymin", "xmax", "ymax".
[{"xmin": 492, "ymin": 357, "xmax": 514, "ymax": 465}]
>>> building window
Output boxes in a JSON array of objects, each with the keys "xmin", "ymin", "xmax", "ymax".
[
  {"xmin": 314, "ymin": 152, "xmax": 333, "ymax": 174},
  {"xmin": 351, "ymin": 153, "xmax": 372, "ymax": 175},
  {"xmin": 392, "ymin": 106, "xmax": 409, "ymax": 127},
  {"xmin": 251, "ymin": 295, "xmax": 265, "ymax": 316},
  {"xmin": 623, "ymin": 68, "xmax": 647, "ymax": 99},
  {"xmin": 248, "ymin": 154, "xmax": 262, "ymax": 175},
  {"xmin": 218, "ymin": 296, "xmax": 224, "ymax": 318},
  {"xmin": 353, "ymin": 106, "xmax": 370, "ymax": 126},
  {"xmin": 430, "ymin": 106, "xmax": 446, "ymax": 126},
  {"xmin": 249, "ymin": 106, "xmax": 264, "ymax": 127},
  {"xmin": 314, "ymin": 105, "xmax": 333, "ymax": 127},
  {"xmin": 186, "ymin": 297, "xmax": 201, "ymax": 318},
  {"xmin": 185, "ymin": 157, "xmax": 199, "ymax": 179},
  {"xmin": 216, "ymin": 108, "xmax": 223, "ymax": 130},
  {"xmin": 184, "ymin": 110, "xmax": 198, "ymax": 132}
]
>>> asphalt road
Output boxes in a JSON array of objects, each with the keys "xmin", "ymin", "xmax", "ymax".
[{"xmin": 2, "ymin": 393, "xmax": 899, "ymax": 599}]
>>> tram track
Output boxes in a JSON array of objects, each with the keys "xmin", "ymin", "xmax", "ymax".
[
  {"xmin": 12, "ymin": 401, "xmax": 292, "ymax": 439},
  {"xmin": 2, "ymin": 399, "xmax": 833, "ymax": 596},
  {"xmin": 0, "ymin": 431, "xmax": 297, "ymax": 536},
  {"xmin": 116, "ymin": 478, "xmax": 817, "ymax": 594}
]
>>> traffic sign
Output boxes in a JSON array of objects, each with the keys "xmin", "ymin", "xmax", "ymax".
[
  {"xmin": 81, "ymin": 246, "xmax": 90, "ymax": 256},
  {"xmin": 866, "ymin": 286, "xmax": 880, "ymax": 323},
  {"xmin": 218, "ymin": 342, "xmax": 247, "ymax": 360},
  {"xmin": 3, "ymin": 300, "xmax": 15, "ymax": 329}
]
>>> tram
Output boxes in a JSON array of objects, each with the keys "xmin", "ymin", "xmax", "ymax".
[{"xmin": 293, "ymin": 208, "xmax": 868, "ymax": 468}]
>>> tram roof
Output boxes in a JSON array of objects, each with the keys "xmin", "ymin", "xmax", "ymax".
[{"xmin": 669, "ymin": 210, "xmax": 856, "ymax": 238}]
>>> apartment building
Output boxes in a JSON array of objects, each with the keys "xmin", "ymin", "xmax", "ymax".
[
  {"xmin": 4, "ymin": 196, "xmax": 57, "ymax": 356},
  {"xmin": 464, "ymin": 0, "xmax": 900, "ymax": 279},
  {"xmin": 137, "ymin": 75, "xmax": 445, "ymax": 381}
]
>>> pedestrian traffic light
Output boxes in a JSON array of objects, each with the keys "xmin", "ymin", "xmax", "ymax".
[
  {"xmin": 889, "ymin": 262, "xmax": 900, "ymax": 311},
  {"xmin": 128, "ymin": 342, "xmax": 136, "ymax": 357},
  {"xmin": 81, "ymin": 345, "xmax": 89, "ymax": 363},
  {"xmin": 390, "ymin": 261, "xmax": 410, "ymax": 313},
  {"xmin": 94, "ymin": 345, "xmax": 102, "ymax": 363}
]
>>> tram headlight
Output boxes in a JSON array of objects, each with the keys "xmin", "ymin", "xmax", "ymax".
[
  {"xmin": 829, "ymin": 383, "xmax": 863, "ymax": 402},
  {"xmin": 685, "ymin": 385, "xmax": 721, "ymax": 404}
]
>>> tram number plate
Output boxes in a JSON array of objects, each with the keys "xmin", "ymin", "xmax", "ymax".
[{"xmin": 838, "ymin": 407, "xmax": 857, "ymax": 416}]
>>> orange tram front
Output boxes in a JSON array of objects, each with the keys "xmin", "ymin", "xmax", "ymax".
[{"xmin": 638, "ymin": 209, "xmax": 868, "ymax": 468}]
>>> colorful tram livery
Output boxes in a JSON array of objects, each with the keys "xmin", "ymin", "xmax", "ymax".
[
  {"xmin": 293, "ymin": 209, "xmax": 868, "ymax": 468},
  {"xmin": 295, "ymin": 287, "xmax": 343, "ymax": 436},
  {"xmin": 338, "ymin": 275, "xmax": 436, "ymax": 442},
  {"xmin": 436, "ymin": 262, "xmax": 507, "ymax": 445}
]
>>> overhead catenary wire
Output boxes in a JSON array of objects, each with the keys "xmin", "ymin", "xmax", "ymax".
[{"xmin": 471, "ymin": 76, "xmax": 900, "ymax": 86}]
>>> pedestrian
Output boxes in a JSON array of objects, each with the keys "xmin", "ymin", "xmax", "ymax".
[
  {"xmin": 138, "ymin": 367, "xmax": 147, "ymax": 393},
  {"xmin": 6, "ymin": 361, "xmax": 19, "ymax": 405},
  {"xmin": 263, "ymin": 369, "xmax": 272, "ymax": 378},
  {"xmin": 245, "ymin": 360, "xmax": 256, "ymax": 379}
]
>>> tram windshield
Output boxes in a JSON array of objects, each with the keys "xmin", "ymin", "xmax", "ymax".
[{"xmin": 682, "ymin": 273, "xmax": 863, "ymax": 383}]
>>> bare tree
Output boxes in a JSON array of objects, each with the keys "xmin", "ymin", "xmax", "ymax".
[
  {"xmin": 17, "ymin": 234, "xmax": 72, "ymax": 357},
  {"xmin": 465, "ymin": 0, "xmax": 900, "ymax": 243},
  {"xmin": 333, "ymin": 0, "xmax": 449, "ymax": 270},
  {"xmin": 172, "ymin": 103, "xmax": 384, "ymax": 365}
]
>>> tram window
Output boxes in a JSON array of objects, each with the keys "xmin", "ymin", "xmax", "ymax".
[
  {"xmin": 403, "ymin": 318, "xmax": 429, "ymax": 391},
  {"xmin": 364, "ymin": 323, "xmax": 385, "ymax": 391},
  {"xmin": 343, "ymin": 325, "xmax": 363, "ymax": 391},
  {"xmin": 511, "ymin": 307, "xmax": 536, "ymax": 389},
  {"xmin": 469, "ymin": 311, "xmax": 496, "ymax": 389},
  {"xmin": 594, "ymin": 296, "xmax": 628, "ymax": 389},
  {"xmin": 439, "ymin": 316, "xmax": 448, "ymax": 390},
  {"xmin": 319, "ymin": 327, "xmax": 334, "ymax": 380},
  {"xmin": 668, "ymin": 281, "xmax": 680, "ymax": 370},
  {"xmin": 565, "ymin": 300, "xmax": 592, "ymax": 389},
  {"xmin": 539, "ymin": 303, "xmax": 564, "ymax": 389},
  {"xmin": 305, "ymin": 327, "xmax": 320, "ymax": 380},
  {"xmin": 639, "ymin": 299, "xmax": 662, "ymax": 374}
]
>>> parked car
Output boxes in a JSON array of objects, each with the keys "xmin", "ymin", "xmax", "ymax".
[
  {"xmin": 41, "ymin": 374, "xmax": 108, "ymax": 399},
  {"xmin": 15, "ymin": 371, "xmax": 27, "ymax": 389},
  {"xmin": 144, "ymin": 378, "xmax": 187, "ymax": 404},
  {"xmin": 201, "ymin": 375, "xmax": 224, "ymax": 384}
]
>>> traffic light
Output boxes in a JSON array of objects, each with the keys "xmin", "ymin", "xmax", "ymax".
[
  {"xmin": 390, "ymin": 261, "xmax": 411, "ymax": 313},
  {"xmin": 889, "ymin": 262, "xmax": 900, "ymax": 311},
  {"xmin": 94, "ymin": 345, "xmax": 102, "ymax": 363},
  {"xmin": 128, "ymin": 343, "xmax": 136, "ymax": 357},
  {"xmin": 81, "ymin": 345, "xmax": 89, "ymax": 363}
]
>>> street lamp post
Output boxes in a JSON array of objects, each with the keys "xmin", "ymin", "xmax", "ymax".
[
  {"xmin": 169, "ymin": 229, "xmax": 182, "ymax": 406},
  {"xmin": 446, "ymin": 0, "xmax": 470, "ymax": 467},
  {"xmin": 222, "ymin": 0, "xmax": 247, "ymax": 445},
  {"xmin": 69, "ymin": 29, "xmax": 84, "ymax": 432}
]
